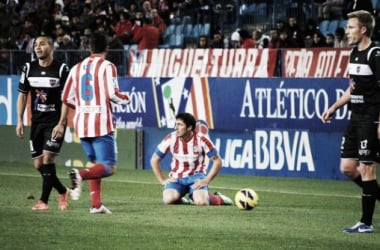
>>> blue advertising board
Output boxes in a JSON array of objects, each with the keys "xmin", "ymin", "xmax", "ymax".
[
  {"xmin": 0, "ymin": 76, "xmax": 19, "ymax": 125},
  {"xmin": 1, "ymin": 76, "xmax": 348, "ymax": 180},
  {"xmin": 143, "ymin": 127, "xmax": 345, "ymax": 180},
  {"xmin": 210, "ymin": 78, "xmax": 349, "ymax": 132}
]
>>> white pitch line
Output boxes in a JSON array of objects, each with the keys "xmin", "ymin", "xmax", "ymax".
[{"xmin": 0, "ymin": 172, "xmax": 361, "ymax": 199}]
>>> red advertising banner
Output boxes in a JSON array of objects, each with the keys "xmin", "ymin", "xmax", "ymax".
[
  {"xmin": 283, "ymin": 48, "xmax": 351, "ymax": 78},
  {"xmin": 128, "ymin": 48, "xmax": 279, "ymax": 77}
]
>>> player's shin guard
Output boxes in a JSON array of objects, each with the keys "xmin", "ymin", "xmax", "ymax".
[
  {"xmin": 39, "ymin": 164, "xmax": 54, "ymax": 203},
  {"xmin": 47, "ymin": 163, "xmax": 66, "ymax": 194},
  {"xmin": 89, "ymin": 178, "xmax": 102, "ymax": 208},
  {"xmin": 80, "ymin": 163, "xmax": 107, "ymax": 180},
  {"xmin": 361, "ymin": 180, "xmax": 377, "ymax": 226}
]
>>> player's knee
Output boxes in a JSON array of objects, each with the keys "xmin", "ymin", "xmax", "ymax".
[
  {"xmin": 162, "ymin": 196, "xmax": 177, "ymax": 205},
  {"xmin": 340, "ymin": 165, "xmax": 357, "ymax": 178}
]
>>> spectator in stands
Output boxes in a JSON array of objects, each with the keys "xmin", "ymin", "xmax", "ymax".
[
  {"xmin": 65, "ymin": 0, "xmax": 84, "ymax": 18},
  {"xmin": 318, "ymin": 0, "xmax": 344, "ymax": 20},
  {"xmin": 303, "ymin": 18, "xmax": 318, "ymax": 39},
  {"xmin": 334, "ymin": 27, "xmax": 349, "ymax": 47},
  {"xmin": 279, "ymin": 30, "xmax": 297, "ymax": 48},
  {"xmin": 114, "ymin": 11, "xmax": 133, "ymax": 44},
  {"xmin": 253, "ymin": 28, "xmax": 269, "ymax": 48},
  {"xmin": 23, "ymin": 19, "xmax": 37, "ymax": 40},
  {"xmin": 210, "ymin": 31, "xmax": 224, "ymax": 49},
  {"xmin": 132, "ymin": 17, "xmax": 160, "ymax": 51},
  {"xmin": 142, "ymin": 0, "xmax": 153, "ymax": 19},
  {"xmin": 238, "ymin": 29, "xmax": 255, "ymax": 48},
  {"xmin": 268, "ymin": 28, "xmax": 281, "ymax": 48},
  {"xmin": 158, "ymin": 0, "xmax": 170, "ymax": 25},
  {"xmin": 0, "ymin": 40, "xmax": 11, "ymax": 74},
  {"xmin": 107, "ymin": 30, "xmax": 125, "ymax": 75},
  {"xmin": 343, "ymin": 0, "xmax": 374, "ymax": 18},
  {"xmin": 151, "ymin": 8, "xmax": 167, "ymax": 44},
  {"xmin": 275, "ymin": 20, "xmax": 290, "ymax": 36},
  {"xmin": 311, "ymin": 30, "xmax": 327, "ymax": 47},
  {"xmin": 52, "ymin": 0, "xmax": 64, "ymax": 21},
  {"xmin": 287, "ymin": 16, "xmax": 304, "ymax": 47},
  {"xmin": 61, "ymin": 34, "xmax": 78, "ymax": 50},
  {"xmin": 60, "ymin": 16, "xmax": 72, "ymax": 34},
  {"xmin": 230, "ymin": 30, "xmax": 240, "ymax": 48},
  {"xmin": 79, "ymin": 3, "xmax": 94, "ymax": 29},
  {"xmin": 71, "ymin": 16, "xmax": 85, "ymax": 36},
  {"xmin": 196, "ymin": 35, "xmax": 209, "ymax": 49},
  {"xmin": 325, "ymin": 33, "xmax": 335, "ymax": 47}
]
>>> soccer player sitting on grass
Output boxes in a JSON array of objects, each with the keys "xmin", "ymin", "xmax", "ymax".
[{"xmin": 150, "ymin": 112, "xmax": 232, "ymax": 206}]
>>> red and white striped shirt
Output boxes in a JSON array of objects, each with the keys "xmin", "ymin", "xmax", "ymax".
[
  {"xmin": 62, "ymin": 55, "xmax": 128, "ymax": 138},
  {"xmin": 155, "ymin": 131, "xmax": 218, "ymax": 179}
]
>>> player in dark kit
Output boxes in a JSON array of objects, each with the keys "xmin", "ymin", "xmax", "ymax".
[
  {"xmin": 321, "ymin": 10, "xmax": 380, "ymax": 233},
  {"xmin": 16, "ymin": 35, "xmax": 71, "ymax": 211}
]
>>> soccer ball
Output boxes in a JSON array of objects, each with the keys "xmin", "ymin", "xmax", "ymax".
[{"xmin": 234, "ymin": 188, "xmax": 259, "ymax": 210}]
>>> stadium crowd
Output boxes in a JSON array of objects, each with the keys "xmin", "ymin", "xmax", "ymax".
[{"xmin": 0, "ymin": 0, "xmax": 379, "ymax": 74}]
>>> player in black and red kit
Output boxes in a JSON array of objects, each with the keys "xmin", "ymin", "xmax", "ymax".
[
  {"xmin": 16, "ymin": 35, "xmax": 71, "ymax": 211},
  {"xmin": 321, "ymin": 10, "xmax": 380, "ymax": 233}
]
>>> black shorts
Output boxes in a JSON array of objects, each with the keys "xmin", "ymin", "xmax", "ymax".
[
  {"xmin": 29, "ymin": 123, "xmax": 66, "ymax": 159},
  {"xmin": 340, "ymin": 121, "xmax": 380, "ymax": 163}
]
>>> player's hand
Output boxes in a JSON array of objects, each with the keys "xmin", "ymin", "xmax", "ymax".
[
  {"xmin": 15, "ymin": 123, "xmax": 24, "ymax": 138},
  {"xmin": 192, "ymin": 179, "xmax": 209, "ymax": 189},
  {"xmin": 52, "ymin": 124, "xmax": 64, "ymax": 140},
  {"xmin": 162, "ymin": 177, "xmax": 177, "ymax": 185},
  {"xmin": 321, "ymin": 108, "xmax": 335, "ymax": 123}
]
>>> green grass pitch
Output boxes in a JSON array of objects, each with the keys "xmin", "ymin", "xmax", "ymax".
[{"xmin": 0, "ymin": 161, "xmax": 379, "ymax": 250}]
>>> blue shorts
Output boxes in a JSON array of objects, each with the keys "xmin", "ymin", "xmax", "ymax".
[
  {"xmin": 164, "ymin": 173, "xmax": 209, "ymax": 198},
  {"xmin": 80, "ymin": 133, "xmax": 117, "ymax": 174}
]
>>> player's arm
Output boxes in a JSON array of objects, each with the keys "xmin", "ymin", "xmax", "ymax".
[
  {"xmin": 150, "ymin": 153, "xmax": 167, "ymax": 185},
  {"xmin": 321, "ymin": 86, "xmax": 351, "ymax": 123},
  {"xmin": 204, "ymin": 153, "xmax": 222, "ymax": 184},
  {"xmin": 52, "ymin": 103, "xmax": 69, "ymax": 140},
  {"xmin": 15, "ymin": 92, "xmax": 27, "ymax": 138},
  {"xmin": 106, "ymin": 63, "xmax": 130, "ymax": 105},
  {"xmin": 193, "ymin": 153, "xmax": 222, "ymax": 189}
]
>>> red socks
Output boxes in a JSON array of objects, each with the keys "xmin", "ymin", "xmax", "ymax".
[
  {"xmin": 89, "ymin": 179, "xmax": 102, "ymax": 208},
  {"xmin": 209, "ymin": 193, "xmax": 223, "ymax": 205},
  {"xmin": 79, "ymin": 163, "xmax": 106, "ymax": 180}
]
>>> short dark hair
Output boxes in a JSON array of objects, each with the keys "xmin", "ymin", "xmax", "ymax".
[
  {"xmin": 89, "ymin": 31, "xmax": 108, "ymax": 53},
  {"xmin": 176, "ymin": 113, "xmax": 196, "ymax": 131}
]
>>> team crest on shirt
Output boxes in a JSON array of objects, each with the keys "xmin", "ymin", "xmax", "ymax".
[
  {"xmin": 193, "ymin": 146, "xmax": 200, "ymax": 154},
  {"xmin": 49, "ymin": 79, "xmax": 57, "ymax": 87},
  {"xmin": 356, "ymin": 66, "xmax": 360, "ymax": 74}
]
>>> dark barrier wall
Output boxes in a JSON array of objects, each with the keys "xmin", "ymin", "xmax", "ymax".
[{"xmin": 0, "ymin": 125, "xmax": 137, "ymax": 170}]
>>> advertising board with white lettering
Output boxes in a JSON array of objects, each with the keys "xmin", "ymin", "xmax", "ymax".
[
  {"xmin": 142, "ymin": 127, "xmax": 345, "ymax": 180},
  {"xmin": 210, "ymin": 77, "xmax": 349, "ymax": 132},
  {"xmin": 128, "ymin": 48, "xmax": 279, "ymax": 77},
  {"xmin": 282, "ymin": 48, "xmax": 351, "ymax": 77}
]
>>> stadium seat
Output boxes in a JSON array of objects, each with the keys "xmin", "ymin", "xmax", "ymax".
[
  {"xmin": 327, "ymin": 19, "xmax": 339, "ymax": 35},
  {"xmin": 175, "ymin": 24, "xmax": 184, "ymax": 35},
  {"xmin": 164, "ymin": 24, "xmax": 176, "ymax": 38},
  {"xmin": 338, "ymin": 19, "xmax": 347, "ymax": 29},
  {"xmin": 169, "ymin": 34, "xmax": 184, "ymax": 48},
  {"xmin": 183, "ymin": 24, "xmax": 193, "ymax": 37},
  {"xmin": 201, "ymin": 23, "xmax": 211, "ymax": 36},
  {"xmin": 318, "ymin": 20, "xmax": 329, "ymax": 37}
]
